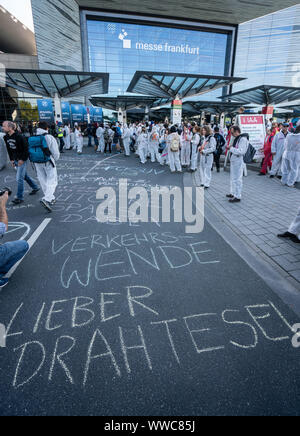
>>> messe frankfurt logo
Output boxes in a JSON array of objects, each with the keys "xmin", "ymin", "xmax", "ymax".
[{"xmin": 119, "ymin": 29, "xmax": 131, "ymax": 49}]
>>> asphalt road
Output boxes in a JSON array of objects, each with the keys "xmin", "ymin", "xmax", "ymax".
[{"xmin": 0, "ymin": 148, "xmax": 299, "ymax": 416}]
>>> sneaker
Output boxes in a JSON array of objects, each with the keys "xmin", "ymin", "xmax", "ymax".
[
  {"xmin": 278, "ymin": 231, "xmax": 295, "ymax": 239},
  {"xmin": 12, "ymin": 198, "xmax": 24, "ymax": 205},
  {"xmin": 0, "ymin": 278, "xmax": 9, "ymax": 288},
  {"xmin": 50, "ymin": 199, "xmax": 56, "ymax": 205},
  {"xmin": 269, "ymin": 175, "xmax": 275, "ymax": 179},
  {"xmin": 229, "ymin": 198, "xmax": 241, "ymax": 203},
  {"xmin": 226, "ymin": 194, "xmax": 234, "ymax": 198},
  {"xmin": 40, "ymin": 199, "xmax": 52, "ymax": 213},
  {"xmin": 258, "ymin": 173, "xmax": 265, "ymax": 176},
  {"xmin": 29, "ymin": 188, "xmax": 40, "ymax": 196}
]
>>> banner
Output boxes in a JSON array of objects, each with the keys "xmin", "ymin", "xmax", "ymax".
[
  {"xmin": 83, "ymin": 106, "xmax": 89, "ymax": 123},
  {"xmin": 90, "ymin": 107, "xmax": 103, "ymax": 123},
  {"xmin": 71, "ymin": 104, "xmax": 84, "ymax": 123},
  {"xmin": 37, "ymin": 99, "xmax": 54, "ymax": 123},
  {"xmin": 61, "ymin": 102, "xmax": 71, "ymax": 124},
  {"xmin": 171, "ymin": 100, "xmax": 182, "ymax": 125},
  {"xmin": 238, "ymin": 115, "xmax": 266, "ymax": 159}
]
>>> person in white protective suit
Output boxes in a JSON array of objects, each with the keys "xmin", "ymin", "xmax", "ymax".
[
  {"xmin": 181, "ymin": 124, "xmax": 192, "ymax": 167},
  {"xmin": 199, "ymin": 126, "xmax": 216, "ymax": 189},
  {"xmin": 269, "ymin": 124, "xmax": 290, "ymax": 178},
  {"xmin": 159, "ymin": 128, "xmax": 169, "ymax": 166},
  {"xmin": 167, "ymin": 126, "xmax": 182, "ymax": 173},
  {"xmin": 96, "ymin": 124, "xmax": 105, "ymax": 153},
  {"xmin": 122, "ymin": 124, "xmax": 131, "ymax": 157},
  {"xmin": 70, "ymin": 128, "xmax": 75, "ymax": 150},
  {"xmin": 281, "ymin": 125, "xmax": 300, "ymax": 187},
  {"xmin": 63, "ymin": 124, "xmax": 71, "ymax": 150},
  {"xmin": 227, "ymin": 126, "xmax": 249, "ymax": 203},
  {"xmin": 136, "ymin": 127, "xmax": 149, "ymax": 164},
  {"xmin": 34, "ymin": 122, "xmax": 60, "ymax": 213},
  {"xmin": 148, "ymin": 126, "xmax": 161, "ymax": 163},
  {"xmin": 278, "ymin": 206, "xmax": 300, "ymax": 244},
  {"xmin": 75, "ymin": 126, "xmax": 83, "ymax": 154},
  {"xmin": 190, "ymin": 126, "xmax": 202, "ymax": 172}
]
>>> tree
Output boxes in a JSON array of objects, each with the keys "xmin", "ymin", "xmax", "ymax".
[{"xmin": 18, "ymin": 100, "xmax": 39, "ymax": 122}]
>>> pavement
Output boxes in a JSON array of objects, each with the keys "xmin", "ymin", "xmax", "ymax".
[
  {"xmin": 194, "ymin": 168, "xmax": 300, "ymax": 289},
  {"xmin": 0, "ymin": 147, "xmax": 299, "ymax": 416}
]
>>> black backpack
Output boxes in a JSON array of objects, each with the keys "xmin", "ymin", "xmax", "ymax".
[{"xmin": 243, "ymin": 144, "xmax": 257, "ymax": 164}]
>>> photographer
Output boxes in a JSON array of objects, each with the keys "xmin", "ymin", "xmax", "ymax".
[{"xmin": 0, "ymin": 191, "xmax": 29, "ymax": 288}]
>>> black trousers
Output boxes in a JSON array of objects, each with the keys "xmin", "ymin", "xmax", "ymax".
[
  {"xmin": 104, "ymin": 142, "xmax": 112, "ymax": 153},
  {"xmin": 59, "ymin": 137, "xmax": 64, "ymax": 152},
  {"xmin": 214, "ymin": 152, "xmax": 222, "ymax": 170}
]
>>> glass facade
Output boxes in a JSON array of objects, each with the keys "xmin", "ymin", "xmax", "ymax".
[
  {"xmin": 86, "ymin": 18, "xmax": 231, "ymax": 97},
  {"xmin": 234, "ymin": 5, "xmax": 300, "ymax": 93}
]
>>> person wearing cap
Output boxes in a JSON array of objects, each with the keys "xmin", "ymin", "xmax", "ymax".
[{"xmin": 269, "ymin": 123, "xmax": 290, "ymax": 179}]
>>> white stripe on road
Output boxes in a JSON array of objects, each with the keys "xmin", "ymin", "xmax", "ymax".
[
  {"xmin": 5, "ymin": 218, "xmax": 52, "ymax": 278},
  {"xmin": 81, "ymin": 153, "xmax": 121, "ymax": 180}
]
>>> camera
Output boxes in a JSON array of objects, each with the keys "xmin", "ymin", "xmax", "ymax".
[{"xmin": 0, "ymin": 188, "xmax": 12, "ymax": 197}]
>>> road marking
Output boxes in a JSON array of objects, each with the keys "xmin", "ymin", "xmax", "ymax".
[
  {"xmin": 5, "ymin": 218, "xmax": 52, "ymax": 278},
  {"xmin": 81, "ymin": 154, "xmax": 121, "ymax": 180}
]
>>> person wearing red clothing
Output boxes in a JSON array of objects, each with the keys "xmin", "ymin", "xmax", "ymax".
[{"xmin": 258, "ymin": 130, "xmax": 274, "ymax": 176}]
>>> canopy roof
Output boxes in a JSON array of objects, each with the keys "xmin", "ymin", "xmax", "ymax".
[
  {"xmin": 220, "ymin": 85, "xmax": 300, "ymax": 106},
  {"xmin": 89, "ymin": 95, "xmax": 158, "ymax": 111},
  {"xmin": 182, "ymin": 100, "xmax": 251, "ymax": 115},
  {"xmin": 3, "ymin": 69, "xmax": 109, "ymax": 98},
  {"xmin": 76, "ymin": 0, "xmax": 300, "ymax": 26},
  {"xmin": 127, "ymin": 72, "xmax": 245, "ymax": 101}
]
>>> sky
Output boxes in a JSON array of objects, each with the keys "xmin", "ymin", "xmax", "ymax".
[{"xmin": 0, "ymin": 0, "xmax": 34, "ymax": 32}]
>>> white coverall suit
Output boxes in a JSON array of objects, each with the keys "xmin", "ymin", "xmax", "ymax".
[
  {"xmin": 191, "ymin": 134, "xmax": 201, "ymax": 171},
  {"xmin": 148, "ymin": 129, "xmax": 161, "ymax": 163},
  {"xmin": 199, "ymin": 135, "xmax": 216, "ymax": 188},
  {"xmin": 34, "ymin": 128, "xmax": 60, "ymax": 203},
  {"xmin": 63, "ymin": 126, "xmax": 71, "ymax": 150},
  {"xmin": 122, "ymin": 126, "xmax": 131, "ymax": 156},
  {"xmin": 281, "ymin": 133, "xmax": 300, "ymax": 187},
  {"xmin": 289, "ymin": 207, "xmax": 300, "ymax": 240},
  {"xmin": 137, "ymin": 133, "xmax": 149, "ymax": 164},
  {"xmin": 270, "ymin": 131, "xmax": 290, "ymax": 176},
  {"xmin": 96, "ymin": 127, "xmax": 105, "ymax": 153},
  {"xmin": 230, "ymin": 135, "xmax": 249, "ymax": 200},
  {"xmin": 167, "ymin": 133, "xmax": 182, "ymax": 173},
  {"xmin": 75, "ymin": 129, "xmax": 83, "ymax": 153},
  {"xmin": 181, "ymin": 131, "xmax": 192, "ymax": 166}
]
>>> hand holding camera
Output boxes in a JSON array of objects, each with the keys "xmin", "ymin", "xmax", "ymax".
[{"xmin": 0, "ymin": 188, "xmax": 12, "ymax": 205}]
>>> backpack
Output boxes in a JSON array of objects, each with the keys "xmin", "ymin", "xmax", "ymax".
[
  {"xmin": 28, "ymin": 134, "xmax": 52, "ymax": 164},
  {"xmin": 243, "ymin": 143, "xmax": 257, "ymax": 164},
  {"xmin": 104, "ymin": 129, "xmax": 110, "ymax": 142},
  {"xmin": 150, "ymin": 132, "xmax": 159, "ymax": 142},
  {"xmin": 170, "ymin": 134, "xmax": 180, "ymax": 152}
]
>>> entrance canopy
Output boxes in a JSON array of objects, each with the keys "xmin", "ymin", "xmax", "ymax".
[
  {"xmin": 127, "ymin": 72, "xmax": 245, "ymax": 101},
  {"xmin": 220, "ymin": 85, "xmax": 300, "ymax": 106},
  {"xmin": 75, "ymin": 1, "xmax": 300, "ymax": 26},
  {"xmin": 182, "ymin": 100, "xmax": 251, "ymax": 115},
  {"xmin": 89, "ymin": 95, "xmax": 158, "ymax": 111},
  {"xmin": 3, "ymin": 69, "xmax": 109, "ymax": 98}
]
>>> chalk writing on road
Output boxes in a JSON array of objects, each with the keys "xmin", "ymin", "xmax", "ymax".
[{"xmin": 1, "ymin": 292, "xmax": 297, "ymax": 388}]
